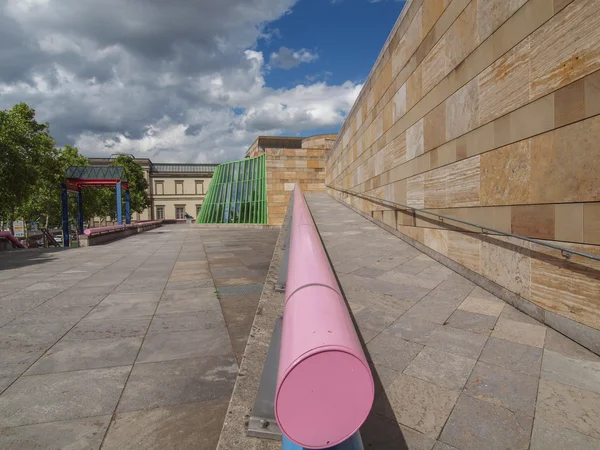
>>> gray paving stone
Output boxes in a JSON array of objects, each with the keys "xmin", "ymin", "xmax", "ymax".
[
  {"xmin": 427, "ymin": 326, "xmax": 488, "ymax": 359},
  {"xmin": 0, "ymin": 289, "xmax": 63, "ymax": 314},
  {"xmin": 0, "ymin": 366, "xmax": 130, "ymax": 427},
  {"xmin": 102, "ymin": 291, "xmax": 163, "ymax": 303},
  {"xmin": 499, "ymin": 304, "xmax": 542, "ymax": 326},
  {"xmin": 351, "ymin": 266, "xmax": 387, "ymax": 278},
  {"xmin": 479, "ymin": 337, "xmax": 543, "ymax": 376},
  {"xmin": 433, "ymin": 442, "xmax": 458, "ymax": 450},
  {"xmin": 102, "ymin": 399, "xmax": 228, "ymax": 450},
  {"xmin": 369, "ymin": 362, "xmax": 400, "ymax": 417},
  {"xmin": 0, "ymin": 377, "xmax": 14, "ymax": 392},
  {"xmin": 114, "ymin": 279, "xmax": 168, "ymax": 293},
  {"xmin": 10, "ymin": 305, "xmax": 92, "ymax": 326},
  {"xmin": 0, "ymin": 347, "xmax": 46, "ymax": 378},
  {"xmin": 211, "ymin": 266, "xmax": 256, "ymax": 279},
  {"xmin": 343, "ymin": 274, "xmax": 431, "ymax": 301},
  {"xmin": 353, "ymin": 306, "xmax": 399, "ymax": 333},
  {"xmin": 137, "ymin": 328, "xmax": 232, "ymax": 363},
  {"xmin": 0, "ymin": 321, "xmax": 73, "ymax": 350},
  {"xmin": 165, "ymin": 279, "xmax": 214, "ymax": 291},
  {"xmin": 398, "ymin": 424, "xmax": 437, "ymax": 450},
  {"xmin": 491, "ymin": 318, "xmax": 546, "ymax": 348},
  {"xmin": 148, "ymin": 310, "xmax": 226, "ymax": 334},
  {"xmin": 465, "ymin": 361, "xmax": 539, "ymax": 417},
  {"xmin": 0, "ymin": 415, "xmax": 111, "ymax": 450},
  {"xmin": 117, "ymin": 355, "xmax": 237, "ymax": 412},
  {"xmin": 393, "ymin": 258, "xmax": 436, "ymax": 275},
  {"xmin": 387, "ymin": 373, "xmax": 459, "ymax": 438},
  {"xmin": 544, "ymin": 328, "xmax": 600, "ymax": 362},
  {"xmin": 541, "ymin": 349, "xmax": 600, "ymax": 394},
  {"xmin": 53, "ymin": 286, "xmax": 113, "ymax": 304},
  {"xmin": 25, "ymin": 281, "xmax": 72, "ymax": 291},
  {"xmin": 342, "ymin": 286, "xmax": 414, "ymax": 317},
  {"xmin": 385, "ymin": 316, "xmax": 441, "ymax": 345},
  {"xmin": 440, "ymin": 394, "xmax": 532, "ymax": 450},
  {"xmin": 156, "ymin": 287, "xmax": 220, "ymax": 314},
  {"xmin": 63, "ymin": 317, "xmax": 152, "ymax": 341},
  {"xmin": 530, "ymin": 417, "xmax": 600, "ymax": 450},
  {"xmin": 402, "ymin": 299, "xmax": 459, "ymax": 325},
  {"xmin": 378, "ymin": 268, "xmax": 444, "ymax": 290},
  {"xmin": 404, "ymin": 347, "xmax": 477, "ymax": 391},
  {"xmin": 358, "ymin": 328, "xmax": 379, "ymax": 345},
  {"xmin": 26, "ymin": 336, "xmax": 143, "ymax": 375},
  {"xmin": 536, "ymin": 379, "xmax": 600, "ymax": 440},
  {"xmin": 422, "ymin": 281, "xmax": 475, "ymax": 307},
  {"xmin": 86, "ymin": 298, "xmax": 158, "ymax": 320},
  {"xmin": 333, "ymin": 260, "xmax": 365, "ymax": 274},
  {"xmin": 458, "ymin": 293, "xmax": 505, "ymax": 318},
  {"xmin": 445, "ymin": 310, "xmax": 497, "ymax": 335},
  {"xmin": 366, "ymin": 333, "xmax": 423, "ymax": 371}
]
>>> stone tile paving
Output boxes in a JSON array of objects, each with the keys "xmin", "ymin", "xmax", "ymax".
[
  {"xmin": 198, "ymin": 228, "xmax": 279, "ymax": 365},
  {"xmin": 306, "ymin": 193, "xmax": 600, "ymax": 450},
  {"xmin": 0, "ymin": 224, "xmax": 277, "ymax": 449}
]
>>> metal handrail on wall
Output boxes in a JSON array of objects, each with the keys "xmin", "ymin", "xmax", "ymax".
[{"xmin": 326, "ymin": 185, "xmax": 600, "ymax": 262}]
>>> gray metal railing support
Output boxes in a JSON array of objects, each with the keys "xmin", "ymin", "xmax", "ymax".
[{"xmin": 275, "ymin": 194, "xmax": 294, "ymax": 292}]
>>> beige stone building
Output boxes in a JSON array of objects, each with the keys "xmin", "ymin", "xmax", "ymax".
[
  {"xmin": 242, "ymin": 135, "xmax": 337, "ymax": 225},
  {"xmin": 88, "ymin": 158, "xmax": 217, "ymax": 222},
  {"xmin": 326, "ymin": 0, "xmax": 600, "ymax": 344}
]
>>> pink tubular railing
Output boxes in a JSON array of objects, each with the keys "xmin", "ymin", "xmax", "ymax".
[
  {"xmin": 0, "ymin": 231, "xmax": 25, "ymax": 248},
  {"xmin": 83, "ymin": 220, "xmax": 163, "ymax": 236},
  {"xmin": 274, "ymin": 185, "xmax": 374, "ymax": 449}
]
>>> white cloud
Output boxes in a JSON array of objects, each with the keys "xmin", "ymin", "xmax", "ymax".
[{"xmin": 0, "ymin": 0, "xmax": 361, "ymax": 163}]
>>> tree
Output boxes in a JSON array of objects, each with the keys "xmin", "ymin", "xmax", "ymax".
[
  {"xmin": 112, "ymin": 155, "xmax": 151, "ymax": 214},
  {"xmin": 0, "ymin": 103, "xmax": 56, "ymax": 234}
]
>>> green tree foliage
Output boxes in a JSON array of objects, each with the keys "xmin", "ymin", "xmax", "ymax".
[
  {"xmin": 110, "ymin": 155, "xmax": 151, "ymax": 215},
  {"xmin": 0, "ymin": 103, "xmax": 56, "ymax": 233},
  {"xmin": 0, "ymin": 103, "xmax": 117, "ymax": 234}
]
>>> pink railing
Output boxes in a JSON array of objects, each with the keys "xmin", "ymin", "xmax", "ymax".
[
  {"xmin": 274, "ymin": 185, "xmax": 374, "ymax": 449},
  {"xmin": 83, "ymin": 220, "xmax": 163, "ymax": 236},
  {"xmin": 0, "ymin": 231, "xmax": 25, "ymax": 248}
]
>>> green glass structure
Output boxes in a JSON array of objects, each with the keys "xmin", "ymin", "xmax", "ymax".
[{"xmin": 197, "ymin": 154, "xmax": 267, "ymax": 224}]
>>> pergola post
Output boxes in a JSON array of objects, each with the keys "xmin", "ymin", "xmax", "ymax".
[
  {"xmin": 77, "ymin": 189, "xmax": 84, "ymax": 235},
  {"xmin": 116, "ymin": 181, "xmax": 123, "ymax": 225},
  {"xmin": 125, "ymin": 190, "xmax": 131, "ymax": 225},
  {"xmin": 61, "ymin": 183, "xmax": 70, "ymax": 248}
]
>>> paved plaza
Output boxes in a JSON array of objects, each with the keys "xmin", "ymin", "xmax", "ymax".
[
  {"xmin": 0, "ymin": 225, "xmax": 278, "ymax": 449},
  {"xmin": 2, "ymin": 199, "xmax": 600, "ymax": 450}
]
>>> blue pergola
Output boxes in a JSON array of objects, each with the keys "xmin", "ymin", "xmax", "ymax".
[{"xmin": 62, "ymin": 166, "xmax": 131, "ymax": 246}]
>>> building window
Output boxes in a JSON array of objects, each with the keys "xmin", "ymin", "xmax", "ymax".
[
  {"xmin": 175, "ymin": 206, "xmax": 185, "ymax": 219},
  {"xmin": 175, "ymin": 181, "xmax": 184, "ymax": 195},
  {"xmin": 155, "ymin": 181, "xmax": 164, "ymax": 195},
  {"xmin": 195, "ymin": 180, "xmax": 204, "ymax": 195},
  {"xmin": 196, "ymin": 204, "xmax": 202, "ymax": 217},
  {"xmin": 156, "ymin": 206, "xmax": 165, "ymax": 220}
]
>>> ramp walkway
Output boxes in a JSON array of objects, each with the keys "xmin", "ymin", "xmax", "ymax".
[{"xmin": 219, "ymin": 193, "xmax": 600, "ymax": 450}]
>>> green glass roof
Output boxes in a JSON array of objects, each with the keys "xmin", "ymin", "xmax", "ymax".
[
  {"xmin": 197, "ymin": 154, "xmax": 267, "ymax": 224},
  {"xmin": 65, "ymin": 166, "xmax": 127, "ymax": 182}
]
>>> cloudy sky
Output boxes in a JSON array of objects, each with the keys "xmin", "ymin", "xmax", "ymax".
[{"xmin": 0, "ymin": 0, "xmax": 404, "ymax": 163}]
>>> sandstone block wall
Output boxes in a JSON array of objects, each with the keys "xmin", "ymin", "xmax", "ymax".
[
  {"xmin": 267, "ymin": 134, "xmax": 335, "ymax": 225},
  {"xmin": 326, "ymin": 0, "xmax": 600, "ymax": 338}
]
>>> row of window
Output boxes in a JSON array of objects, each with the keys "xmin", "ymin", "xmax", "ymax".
[
  {"xmin": 155, "ymin": 204, "xmax": 202, "ymax": 220},
  {"xmin": 154, "ymin": 180, "xmax": 204, "ymax": 196}
]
